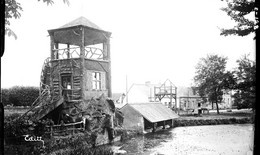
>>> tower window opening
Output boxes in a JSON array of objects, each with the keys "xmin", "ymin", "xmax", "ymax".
[{"xmin": 92, "ymin": 72, "xmax": 101, "ymax": 90}]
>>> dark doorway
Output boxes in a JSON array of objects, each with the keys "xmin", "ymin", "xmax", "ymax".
[{"xmin": 61, "ymin": 74, "xmax": 72, "ymax": 100}]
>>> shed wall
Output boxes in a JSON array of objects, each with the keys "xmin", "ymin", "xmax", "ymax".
[{"xmin": 120, "ymin": 105, "xmax": 144, "ymax": 132}]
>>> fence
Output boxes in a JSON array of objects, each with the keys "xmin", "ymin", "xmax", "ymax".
[{"xmin": 46, "ymin": 121, "xmax": 85, "ymax": 136}]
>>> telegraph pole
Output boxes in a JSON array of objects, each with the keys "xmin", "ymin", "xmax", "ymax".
[{"xmin": 126, "ymin": 75, "xmax": 128, "ymax": 103}]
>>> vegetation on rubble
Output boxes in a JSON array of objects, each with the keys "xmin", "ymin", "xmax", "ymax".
[{"xmin": 4, "ymin": 113, "xmax": 114, "ymax": 155}]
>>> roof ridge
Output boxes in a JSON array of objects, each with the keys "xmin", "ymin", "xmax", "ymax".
[{"xmin": 59, "ymin": 16, "xmax": 102, "ymax": 31}]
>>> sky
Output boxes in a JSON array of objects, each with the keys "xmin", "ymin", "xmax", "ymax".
[{"xmin": 2, "ymin": 0, "xmax": 256, "ymax": 93}]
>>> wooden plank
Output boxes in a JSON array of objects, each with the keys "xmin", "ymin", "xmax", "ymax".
[
  {"xmin": 107, "ymin": 38, "xmax": 112, "ymax": 97},
  {"xmin": 36, "ymin": 97, "xmax": 64, "ymax": 120}
]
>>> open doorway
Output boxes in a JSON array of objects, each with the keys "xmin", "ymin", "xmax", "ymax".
[{"xmin": 61, "ymin": 74, "xmax": 72, "ymax": 100}]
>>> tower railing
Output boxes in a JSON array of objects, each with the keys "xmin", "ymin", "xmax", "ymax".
[
  {"xmin": 154, "ymin": 86, "xmax": 176, "ymax": 95},
  {"xmin": 53, "ymin": 47, "xmax": 80, "ymax": 59},
  {"xmin": 53, "ymin": 47, "xmax": 105, "ymax": 60}
]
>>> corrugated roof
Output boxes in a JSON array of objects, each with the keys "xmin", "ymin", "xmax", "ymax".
[
  {"xmin": 128, "ymin": 102, "xmax": 179, "ymax": 123},
  {"xmin": 59, "ymin": 16, "xmax": 103, "ymax": 31}
]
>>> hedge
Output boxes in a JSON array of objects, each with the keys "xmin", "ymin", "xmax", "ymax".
[
  {"xmin": 173, "ymin": 117, "xmax": 252, "ymax": 127},
  {"xmin": 2, "ymin": 86, "xmax": 39, "ymax": 106}
]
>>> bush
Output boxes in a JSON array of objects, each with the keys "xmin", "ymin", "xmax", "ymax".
[
  {"xmin": 203, "ymin": 119, "xmax": 212, "ymax": 125},
  {"xmin": 2, "ymin": 86, "xmax": 39, "ymax": 106},
  {"xmin": 4, "ymin": 114, "xmax": 50, "ymax": 145},
  {"xmin": 2, "ymin": 88, "xmax": 10, "ymax": 106},
  {"xmin": 229, "ymin": 118, "xmax": 237, "ymax": 123},
  {"xmin": 4, "ymin": 114, "xmax": 113, "ymax": 155},
  {"xmin": 222, "ymin": 119, "xmax": 230, "ymax": 124},
  {"xmin": 174, "ymin": 117, "xmax": 251, "ymax": 128}
]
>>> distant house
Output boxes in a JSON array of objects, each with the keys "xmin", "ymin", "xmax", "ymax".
[
  {"xmin": 120, "ymin": 81, "xmax": 233, "ymax": 112},
  {"xmin": 177, "ymin": 86, "xmax": 207, "ymax": 110},
  {"xmin": 124, "ymin": 81, "xmax": 160, "ymax": 103},
  {"xmin": 177, "ymin": 87, "xmax": 233, "ymax": 110},
  {"xmin": 221, "ymin": 90, "xmax": 233, "ymax": 108},
  {"xmin": 122, "ymin": 80, "xmax": 177, "ymax": 109},
  {"xmin": 120, "ymin": 102, "xmax": 179, "ymax": 132},
  {"xmin": 216, "ymin": 90, "xmax": 233, "ymax": 109}
]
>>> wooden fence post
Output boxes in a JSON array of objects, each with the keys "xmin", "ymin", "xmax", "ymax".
[{"xmin": 50, "ymin": 126, "xmax": 53, "ymax": 137}]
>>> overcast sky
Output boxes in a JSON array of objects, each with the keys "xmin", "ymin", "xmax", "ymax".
[{"xmin": 2, "ymin": 0, "xmax": 255, "ymax": 93}]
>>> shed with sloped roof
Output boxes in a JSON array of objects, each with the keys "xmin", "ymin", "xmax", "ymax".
[{"xmin": 120, "ymin": 102, "xmax": 179, "ymax": 132}]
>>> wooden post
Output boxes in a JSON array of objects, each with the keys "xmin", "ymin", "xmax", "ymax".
[
  {"xmin": 50, "ymin": 32, "xmax": 55, "ymax": 60},
  {"xmin": 67, "ymin": 44, "xmax": 70, "ymax": 58},
  {"xmin": 152, "ymin": 123, "xmax": 157, "ymax": 133},
  {"xmin": 103, "ymin": 41, "xmax": 108, "ymax": 60},
  {"xmin": 55, "ymin": 43, "xmax": 59, "ymax": 59},
  {"xmin": 80, "ymin": 27, "xmax": 85, "ymax": 99},
  {"xmin": 50, "ymin": 126, "xmax": 53, "ymax": 137},
  {"xmin": 49, "ymin": 32, "xmax": 55, "ymax": 98},
  {"xmin": 154, "ymin": 87, "xmax": 156, "ymax": 102},
  {"xmin": 163, "ymin": 121, "xmax": 166, "ymax": 129},
  {"xmin": 175, "ymin": 87, "xmax": 177, "ymax": 109},
  {"xmin": 107, "ymin": 37, "xmax": 112, "ymax": 98},
  {"xmin": 170, "ymin": 86, "xmax": 172, "ymax": 108}
]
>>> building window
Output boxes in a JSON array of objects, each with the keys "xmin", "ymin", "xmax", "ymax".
[
  {"xmin": 61, "ymin": 74, "xmax": 72, "ymax": 99},
  {"xmin": 61, "ymin": 74, "xmax": 72, "ymax": 89},
  {"xmin": 92, "ymin": 72, "xmax": 101, "ymax": 90}
]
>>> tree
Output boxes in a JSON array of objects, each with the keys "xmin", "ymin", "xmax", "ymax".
[
  {"xmin": 5, "ymin": 0, "xmax": 22, "ymax": 40},
  {"xmin": 194, "ymin": 54, "xmax": 229, "ymax": 114},
  {"xmin": 232, "ymin": 54, "xmax": 255, "ymax": 109},
  {"xmin": 5, "ymin": 0, "xmax": 69, "ymax": 39},
  {"xmin": 220, "ymin": 0, "xmax": 258, "ymax": 38}
]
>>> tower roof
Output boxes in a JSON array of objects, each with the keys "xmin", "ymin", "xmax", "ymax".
[
  {"xmin": 59, "ymin": 16, "xmax": 103, "ymax": 31},
  {"xmin": 48, "ymin": 16, "xmax": 111, "ymax": 46}
]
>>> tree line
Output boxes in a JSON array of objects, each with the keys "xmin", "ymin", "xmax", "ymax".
[
  {"xmin": 2, "ymin": 86, "xmax": 39, "ymax": 107},
  {"xmin": 193, "ymin": 53, "xmax": 255, "ymax": 114}
]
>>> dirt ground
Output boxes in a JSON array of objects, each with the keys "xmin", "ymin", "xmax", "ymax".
[{"xmin": 150, "ymin": 124, "xmax": 254, "ymax": 155}]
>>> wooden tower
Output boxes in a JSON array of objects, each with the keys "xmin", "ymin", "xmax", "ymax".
[
  {"xmin": 154, "ymin": 79, "xmax": 177, "ymax": 108},
  {"xmin": 37, "ymin": 16, "xmax": 112, "ymax": 123}
]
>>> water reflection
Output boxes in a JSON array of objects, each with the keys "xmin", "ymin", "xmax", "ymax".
[
  {"xmin": 113, "ymin": 129, "xmax": 174, "ymax": 155},
  {"xmin": 111, "ymin": 124, "xmax": 253, "ymax": 155}
]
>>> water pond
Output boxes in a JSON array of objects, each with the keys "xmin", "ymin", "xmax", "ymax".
[{"xmin": 111, "ymin": 124, "xmax": 254, "ymax": 155}]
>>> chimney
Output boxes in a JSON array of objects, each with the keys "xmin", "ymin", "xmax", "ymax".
[{"xmin": 145, "ymin": 81, "xmax": 151, "ymax": 86}]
